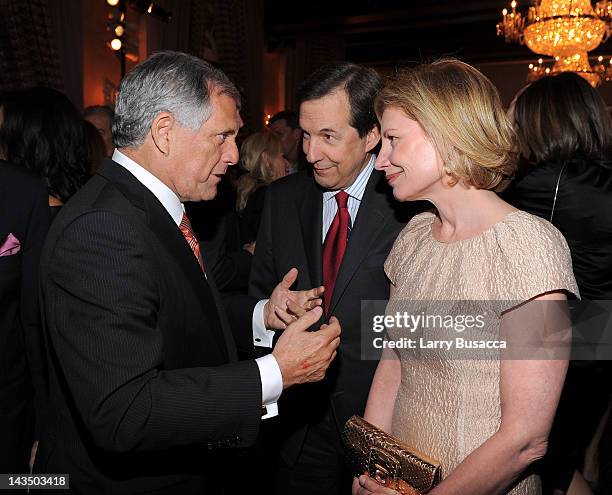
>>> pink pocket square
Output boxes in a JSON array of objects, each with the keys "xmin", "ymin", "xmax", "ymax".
[{"xmin": 0, "ymin": 233, "xmax": 21, "ymax": 256}]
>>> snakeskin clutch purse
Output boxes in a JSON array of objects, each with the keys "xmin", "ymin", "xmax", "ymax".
[{"xmin": 342, "ymin": 415, "xmax": 442, "ymax": 495}]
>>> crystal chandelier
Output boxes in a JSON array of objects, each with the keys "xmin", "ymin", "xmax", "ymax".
[{"xmin": 497, "ymin": 0, "xmax": 612, "ymax": 86}]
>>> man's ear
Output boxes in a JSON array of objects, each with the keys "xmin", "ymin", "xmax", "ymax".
[
  {"xmin": 150, "ymin": 112, "xmax": 175, "ymax": 156},
  {"xmin": 364, "ymin": 125, "xmax": 381, "ymax": 153}
]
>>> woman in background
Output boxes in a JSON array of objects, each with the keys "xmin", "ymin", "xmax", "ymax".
[
  {"xmin": 236, "ymin": 131, "xmax": 288, "ymax": 247},
  {"xmin": 506, "ymin": 73, "xmax": 612, "ymax": 495},
  {"xmin": 354, "ymin": 59, "xmax": 577, "ymax": 495},
  {"xmin": 0, "ymin": 87, "xmax": 90, "ymax": 220}
]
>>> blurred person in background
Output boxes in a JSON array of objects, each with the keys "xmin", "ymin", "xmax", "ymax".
[
  {"xmin": 83, "ymin": 119, "xmax": 107, "ymax": 173},
  {"xmin": 237, "ymin": 131, "xmax": 288, "ymax": 248},
  {"xmin": 84, "ymin": 105, "xmax": 114, "ymax": 157},
  {"xmin": 268, "ymin": 110, "xmax": 305, "ymax": 174},
  {"xmin": 505, "ymin": 72, "xmax": 612, "ymax": 495},
  {"xmin": 0, "ymin": 87, "xmax": 90, "ymax": 220}
]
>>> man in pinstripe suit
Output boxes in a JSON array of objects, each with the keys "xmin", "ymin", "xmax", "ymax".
[
  {"xmin": 249, "ymin": 62, "xmax": 427, "ymax": 494},
  {"xmin": 34, "ymin": 51, "xmax": 339, "ymax": 494}
]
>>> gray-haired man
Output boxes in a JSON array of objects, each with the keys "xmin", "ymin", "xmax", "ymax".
[{"xmin": 34, "ymin": 51, "xmax": 339, "ymax": 494}]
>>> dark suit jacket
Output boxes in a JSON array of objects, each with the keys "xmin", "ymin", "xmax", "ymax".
[
  {"xmin": 249, "ymin": 168, "xmax": 426, "ymax": 465},
  {"xmin": 186, "ymin": 197, "xmax": 252, "ymax": 295},
  {"xmin": 0, "ymin": 161, "xmax": 50, "ymax": 473},
  {"xmin": 35, "ymin": 159, "xmax": 262, "ymax": 494},
  {"xmin": 240, "ymin": 185, "xmax": 267, "ymax": 244}
]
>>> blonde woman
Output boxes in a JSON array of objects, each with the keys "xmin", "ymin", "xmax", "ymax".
[
  {"xmin": 237, "ymin": 131, "xmax": 288, "ymax": 247},
  {"xmin": 353, "ymin": 59, "xmax": 578, "ymax": 495}
]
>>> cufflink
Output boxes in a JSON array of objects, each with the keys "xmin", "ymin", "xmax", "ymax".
[{"xmin": 261, "ymin": 406, "xmax": 267, "ymax": 417}]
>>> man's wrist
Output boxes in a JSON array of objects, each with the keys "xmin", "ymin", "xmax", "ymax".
[
  {"xmin": 255, "ymin": 354, "xmax": 283, "ymax": 404},
  {"xmin": 253, "ymin": 299, "xmax": 275, "ymax": 347},
  {"xmin": 262, "ymin": 300, "xmax": 271, "ymax": 328}
]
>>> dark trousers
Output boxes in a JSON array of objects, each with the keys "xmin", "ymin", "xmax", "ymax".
[
  {"xmin": 538, "ymin": 361, "xmax": 612, "ymax": 493},
  {"xmin": 274, "ymin": 411, "xmax": 352, "ymax": 495},
  {"xmin": 0, "ymin": 392, "xmax": 33, "ymax": 474},
  {"xmin": 597, "ymin": 405, "xmax": 612, "ymax": 495}
]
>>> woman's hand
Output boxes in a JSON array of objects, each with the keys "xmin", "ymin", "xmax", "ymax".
[
  {"xmin": 30, "ymin": 440, "xmax": 38, "ymax": 470},
  {"xmin": 352, "ymin": 475, "xmax": 400, "ymax": 495}
]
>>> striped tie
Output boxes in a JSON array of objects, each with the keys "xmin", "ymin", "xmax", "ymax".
[{"xmin": 179, "ymin": 212, "xmax": 204, "ymax": 271}]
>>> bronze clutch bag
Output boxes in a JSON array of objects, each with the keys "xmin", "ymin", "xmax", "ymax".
[{"xmin": 342, "ymin": 415, "xmax": 442, "ymax": 495}]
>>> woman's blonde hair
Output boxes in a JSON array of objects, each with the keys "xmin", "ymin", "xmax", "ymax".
[
  {"xmin": 236, "ymin": 131, "xmax": 283, "ymax": 211},
  {"xmin": 375, "ymin": 58, "xmax": 518, "ymax": 191}
]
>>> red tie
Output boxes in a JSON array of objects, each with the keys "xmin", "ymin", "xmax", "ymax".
[
  {"xmin": 322, "ymin": 191, "xmax": 350, "ymax": 315},
  {"xmin": 179, "ymin": 212, "xmax": 204, "ymax": 271}
]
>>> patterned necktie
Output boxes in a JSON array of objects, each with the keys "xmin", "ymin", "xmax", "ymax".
[
  {"xmin": 179, "ymin": 212, "xmax": 204, "ymax": 271},
  {"xmin": 322, "ymin": 190, "xmax": 350, "ymax": 315}
]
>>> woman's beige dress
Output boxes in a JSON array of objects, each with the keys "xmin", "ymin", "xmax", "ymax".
[{"xmin": 384, "ymin": 211, "xmax": 578, "ymax": 494}]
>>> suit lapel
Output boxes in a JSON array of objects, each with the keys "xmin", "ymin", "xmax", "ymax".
[
  {"xmin": 98, "ymin": 160, "xmax": 234, "ymax": 362},
  {"xmin": 201, "ymin": 267, "xmax": 238, "ymax": 362},
  {"xmin": 298, "ymin": 181, "xmax": 324, "ymax": 288},
  {"xmin": 328, "ymin": 171, "xmax": 392, "ymax": 314},
  {"xmin": 144, "ymin": 194, "xmax": 233, "ymax": 363}
]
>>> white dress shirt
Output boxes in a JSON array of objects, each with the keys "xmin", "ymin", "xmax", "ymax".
[
  {"xmin": 252, "ymin": 155, "xmax": 376, "ymax": 346},
  {"xmin": 321, "ymin": 155, "xmax": 375, "ymax": 239},
  {"xmin": 112, "ymin": 150, "xmax": 282, "ymax": 416}
]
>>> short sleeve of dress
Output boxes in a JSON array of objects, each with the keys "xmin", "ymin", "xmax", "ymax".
[{"xmin": 497, "ymin": 213, "xmax": 579, "ymax": 311}]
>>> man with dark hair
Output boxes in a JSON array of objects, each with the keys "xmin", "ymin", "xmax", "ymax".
[
  {"xmin": 35, "ymin": 51, "xmax": 339, "ymax": 494},
  {"xmin": 268, "ymin": 110, "xmax": 303, "ymax": 174},
  {"xmin": 84, "ymin": 105, "xmax": 114, "ymax": 157},
  {"xmin": 250, "ymin": 62, "xmax": 426, "ymax": 493}
]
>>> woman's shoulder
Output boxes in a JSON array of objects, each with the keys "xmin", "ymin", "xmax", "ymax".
[
  {"xmin": 495, "ymin": 210, "xmax": 579, "ymax": 299},
  {"xmin": 498, "ymin": 209, "xmax": 568, "ymax": 249},
  {"xmin": 384, "ymin": 212, "xmax": 435, "ymax": 284},
  {"xmin": 398, "ymin": 211, "xmax": 436, "ymax": 240}
]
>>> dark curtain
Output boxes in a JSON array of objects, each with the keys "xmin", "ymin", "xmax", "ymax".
[
  {"xmin": 189, "ymin": 0, "xmax": 264, "ymax": 135},
  {"xmin": 0, "ymin": 0, "xmax": 64, "ymax": 95},
  {"xmin": 49, "ymin": 0, "xmax": 83, "ymax": 109},
  {"xmin": 284, "ymin": 34, "xmax": 345, "ymax": 110}
]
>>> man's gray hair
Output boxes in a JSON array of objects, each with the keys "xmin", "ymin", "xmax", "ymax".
[{"xmin": 113, "ymin": 51, "xmax": 240, "ymax": 148}]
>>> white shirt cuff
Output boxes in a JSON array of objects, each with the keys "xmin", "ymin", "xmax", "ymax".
[
  {"xmin": 253, "ymin": 299, "xmax": 275, "ymax": 347},
  {"xmin": 262, "ymin": 402, "xmax": 278, "ymax": 419},
  {"xmin": 255, "ymin": 354, "xmax": 283, "ymax": 419}
]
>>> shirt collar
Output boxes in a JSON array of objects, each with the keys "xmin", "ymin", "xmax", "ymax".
[
  {"xmin": 112, "ymin": 149, "xmax": 184, "ymax": 226},
  {"xmin": 323, "ymin": 154, "xmax": 376, "ymax": 203}
]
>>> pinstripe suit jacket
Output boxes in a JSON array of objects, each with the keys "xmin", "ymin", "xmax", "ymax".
[{"xmin": 35, "ymin": 159, "xmax": 261, "ymax": 494}]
